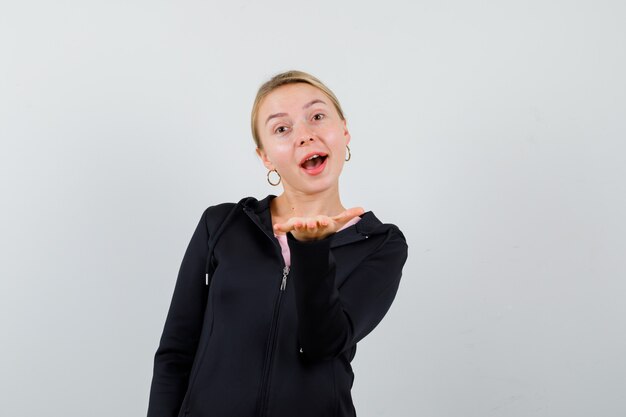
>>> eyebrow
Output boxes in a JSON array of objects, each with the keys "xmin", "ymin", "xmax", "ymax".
[{"xmin": 264, "ymin": 99, "xmax": 327, "ymax": 126}]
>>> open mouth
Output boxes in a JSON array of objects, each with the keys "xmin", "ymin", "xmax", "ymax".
[{"xmin": 300, "ymin": 154, "xmax": 329, "ymax": 170}]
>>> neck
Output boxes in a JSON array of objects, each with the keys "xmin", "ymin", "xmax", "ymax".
[{"xmin": 271, "ymin": 185, "xmax": 346, "ymax": 219}]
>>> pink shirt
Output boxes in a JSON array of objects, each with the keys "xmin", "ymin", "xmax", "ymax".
[{"xmin": 274, "ymin": 216, "xmax": 362, "ymax": 267}]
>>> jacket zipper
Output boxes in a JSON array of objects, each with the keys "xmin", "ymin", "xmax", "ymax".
[
  {"xmin": 257, "ymin": 264, "xmax": 289, "ymax": 417},
  {"xmin": 243, "ymin": 207, "xmax": 292, "ymax": 417}
]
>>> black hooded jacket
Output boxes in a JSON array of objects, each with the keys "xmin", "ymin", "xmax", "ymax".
[{"xmin": 147, "ymin": 194, "xmax": 409, "ymax": 417}]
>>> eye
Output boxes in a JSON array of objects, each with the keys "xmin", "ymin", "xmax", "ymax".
[
  {"xmin": 274, "ymin": 125, "xmax": 288, "ymax": 134},
  {"xmin": 313, "ymin": 113, "xmax": 325, "ymax": 121}
]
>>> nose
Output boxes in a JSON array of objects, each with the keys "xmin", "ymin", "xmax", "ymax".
[{"xmin": 293, "ymin": 121, "xmax": 316, "ymax": 146}]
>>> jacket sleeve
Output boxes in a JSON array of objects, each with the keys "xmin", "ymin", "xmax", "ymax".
[
  {"xmin": 147, "ymin": 207, "xmax": 210, "ymax": 417},
  {"xmin": 286, "ymin": 227, "xmax": 408, "ymax": 361}
]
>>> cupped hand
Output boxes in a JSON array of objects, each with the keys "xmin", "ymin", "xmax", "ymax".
[{"xmin": 273, "ymin": 207, "xmax": 365, "ymax": 242}]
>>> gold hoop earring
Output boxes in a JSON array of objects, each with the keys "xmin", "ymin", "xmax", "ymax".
[
  {"xmin": 267, "ymin": 169, "xmax": 281, "ymax": 186},
  {"xmin": 345, "ymin": 145, "xmax": 351, "ymax": 162}
]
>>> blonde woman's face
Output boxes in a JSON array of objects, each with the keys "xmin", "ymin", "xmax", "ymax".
[{"xmin": 255, "ymin": 83, "xmax": 350, "ymax": 194}]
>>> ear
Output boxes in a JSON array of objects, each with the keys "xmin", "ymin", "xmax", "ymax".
[
  {"xmin": 342, "ymin": 119, "xmax": 351, "ymax": 145},
  {"xmin": 256, "ymin": 147, "xmax": 275, "ymax": 171}
]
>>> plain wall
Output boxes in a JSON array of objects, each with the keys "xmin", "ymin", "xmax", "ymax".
[{"xmin": 1, "ymin": 1, "xmax": 625, "ymax": 416}]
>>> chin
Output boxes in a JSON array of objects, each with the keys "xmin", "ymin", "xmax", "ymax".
[
  {"xmin": 300, "ymin": 179, "xmax": 340, "ymax": 195},
  {"xmin": 281, "ymin": 179, "xmax": 325, "ymax": 194}
]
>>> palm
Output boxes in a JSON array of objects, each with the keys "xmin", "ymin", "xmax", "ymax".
[{"xmin": 273, "ymin": 207, "xmax": 365, "ymax": 241}]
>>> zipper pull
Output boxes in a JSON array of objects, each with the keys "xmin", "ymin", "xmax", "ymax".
[{"xmin": 280, "ymin": 265, "xmax": 290, "ymax": 291}]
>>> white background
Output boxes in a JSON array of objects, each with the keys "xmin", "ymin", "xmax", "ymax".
[{"xmin": 1, "ymin": 1, "xmax": 625, "ymax": 416}]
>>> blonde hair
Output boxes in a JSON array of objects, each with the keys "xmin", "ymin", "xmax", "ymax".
[{"xmin": 251, "ymin": 70, "xmax": 346, "ymax": 149}]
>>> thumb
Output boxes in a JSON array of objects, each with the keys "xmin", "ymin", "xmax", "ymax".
[{"xmin": 333, "ymin": 207, "xmax": 365, "ymax": 223}]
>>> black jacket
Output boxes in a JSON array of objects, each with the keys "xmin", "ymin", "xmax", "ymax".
[{"xmin": 147, "ymin": 194, "xmax": 408, "ymax": 417}]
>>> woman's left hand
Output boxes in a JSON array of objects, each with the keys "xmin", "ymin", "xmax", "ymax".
[{"xmin": 273, "ymin": 207, "xmax": 365, "ymax": 242}]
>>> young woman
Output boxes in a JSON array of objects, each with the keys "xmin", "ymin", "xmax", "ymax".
[{"xmin": 147, "ymin": 70, "xmax": 409, "ymax": 417}]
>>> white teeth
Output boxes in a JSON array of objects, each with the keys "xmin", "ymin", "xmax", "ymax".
[{"xmin": 306, "ymin": 154, "xmax": 321, "ymax": 161}]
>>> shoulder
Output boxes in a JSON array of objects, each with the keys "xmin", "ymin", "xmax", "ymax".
[
  {"xmin": 201, "ymin": 201, "xmax": 240, "ymax": 234},
  {"xmin": 200, "ymin": 193, "xmax": 274, "ymax": 227},
  {"xmin": 370, "ymin": 215, "xmax": 409, "ymax": 264},
  {"xmin": 204, "ymin": 201, "xmax": 238, "ymax": 215},
  {"xmin": 346, "ymin": 211, "xmax": 409, "ymax": 269},
  {"xmin": 359, "ymin": 211, "xmax": 408, "ymax": 247},
  {"xmin": 376, "ymin": 223, "xmax": 408, "ymax": 257}
]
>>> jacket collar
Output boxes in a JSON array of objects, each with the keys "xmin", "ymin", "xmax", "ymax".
[{"xmin": 239, "ymin": 194, "xmax": 388, "ymax": 248}]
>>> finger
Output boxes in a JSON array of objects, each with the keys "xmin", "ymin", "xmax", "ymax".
[
  {"xmin": 294, "ymin": 219, "xmax": 307, "ymax": 232},
  {"xmin": 315, "ymin": 215, "xmax": 330, "ymax": 227},
  {"xmin": 331, "ymin": 212, "xmax": 346, "ymax": 222},
  {"xmin": 273, "ymin": 222, "xmax": 289, "ymax": 233},
  {"xmin": 332, "ymin": 206, "xmax": 365, "ymax": 222},
  {"xmin": 277, "ymin": 218, "xmax": 304, "ymax": 233},
  {"xmin": 341, "ymin": 206, "xmax": 364, "ymax": 216},
  {"xmin": 347, "ymin": 206, "xmax": 365, "ymax": 218},
  {"xmin": 331, "ymin": 210, "xmax": 349, "ymax": 222}
]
